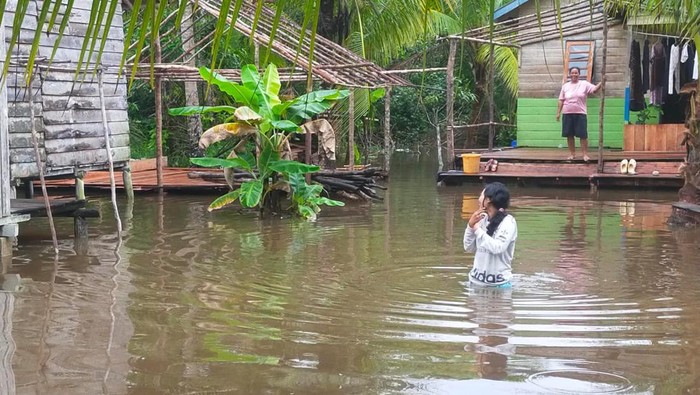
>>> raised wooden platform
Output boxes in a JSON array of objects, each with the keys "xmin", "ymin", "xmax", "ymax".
[
  {"xmin": 442, "ymin": 148, "xmax": 685, "ymax": 189},
  {"xmin": 40, "ymin": 167, "xmax": 231, "ymax": 193},
  {"xmin": 10, "ymin": 198, "xmax": 89, "ymax": 217}
]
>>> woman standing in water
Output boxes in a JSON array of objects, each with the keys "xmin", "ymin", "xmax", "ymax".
[{"xmin": 464, "ymin": 182, "xmax": 517, "ymax": 287}]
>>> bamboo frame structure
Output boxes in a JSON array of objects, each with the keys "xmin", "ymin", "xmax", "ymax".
[{"xmin": 129, "ymin": 0, "xmax": 409, "ymax": 174}]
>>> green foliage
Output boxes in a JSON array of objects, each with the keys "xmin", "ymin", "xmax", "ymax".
[
  {"xmin": 171, "ymin": 64, "xmax": 345, "ymax": 219},
  {"xmin": 634, "ymin": 105, "xmax": 663, "ymax": 125}
]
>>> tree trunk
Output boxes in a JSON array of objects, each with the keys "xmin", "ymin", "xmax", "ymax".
[
  {"xmin": 180, "ymin": 3, "xmax": 204, "ymax": 157},
  {"xmin": 679, "ymin": 88, "xmax": 700, "ymax": 205}
]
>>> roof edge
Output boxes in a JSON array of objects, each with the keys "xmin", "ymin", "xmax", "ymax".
[{"xmin": 494, "ymin": 0, "xmax": 529, "ymax": 21}]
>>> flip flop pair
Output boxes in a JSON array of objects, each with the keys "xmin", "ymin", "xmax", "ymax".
[
  {"xmin": 483, "ymin": 159, "xmax": 498, "ymax": 172},
  {"xmin": 620, "ymin": 159, "xmax": 637, "ymax": 175}
]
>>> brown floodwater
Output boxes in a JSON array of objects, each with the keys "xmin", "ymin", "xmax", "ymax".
[{"xmin": 2, "ymin": 154, "xmax": 700, "ymax": 394}]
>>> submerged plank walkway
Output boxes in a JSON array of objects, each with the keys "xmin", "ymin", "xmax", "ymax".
[
  {"xmin": 41, "ymin": 167, "xmax": 230, "ymax": 192},
  {"xmin": 10, "ymin": 198, "xmax": 87, "ymax": 217},
  {"xmin": 441, "ymin": 148, "xmax": 685, "ymax": 188}
]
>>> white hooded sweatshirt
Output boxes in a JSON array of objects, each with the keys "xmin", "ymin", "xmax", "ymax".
[{"xmin": 463, "ymin": 214, "xmax": 517, "ymax": 286}]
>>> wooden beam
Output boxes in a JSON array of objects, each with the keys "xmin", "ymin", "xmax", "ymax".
[
  {"xmin": 383, "ymin": 87, "xmax": 391, "ymax": 172},
  {"xmin": 155, "ymin": 35, "xmax": 164, "ymax": 193},
  {"xmin": 488, "ymin": 39, "xmax": 496, "ymax": 151},
  {"xmin": 597, "ymin": 12, "xmax": 608, "ymax": 172},
  {"xmin": 382, "ymin": 67, "xmax": 447, "ymax": 74},
  {"xmin": 0, "ymin": 19, "xmax": 9, "ymax": 219},
  {"xmin": 446, "ymin": 36, "xmax": 521, "ymax": 49},
  {"xmin": 446, "ymin": 39, "xmax": 457, "ymax": 169},
  {"xmin": 348, "ymin": 90, "xmax": 355, "ymax": 170}
]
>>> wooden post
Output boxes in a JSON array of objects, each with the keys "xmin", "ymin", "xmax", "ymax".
[
  {"xmin": 98, "ymin": 70, "xmax": 123, "ymax": 235},
  {"xmin": 488, "ymin": 40, "xmax": 496, "ymax": 151},
  {"xmin": 23, "ymin": 179, "xmax": 33, "ymax": 199},
  {"xmin": 597, "ymin": 11, "xmax": 608, "ymax": 173},
  {"xmin": 29, "ymin": 75, "xmax": 59, "ymax": 255},
  {"xmin": 75, "ymin": 171, "xmax": 85, "ymax": 200},
  {"xmin": 180, "ymin": 3, "xmax": 203, "ymax": 156},
  {"xmin": 0, "ymin": 18, "xmax": 10, "ymax": 222},
  {"xmin": 154, "ymin": 34, "xmax": 164, "ymax": 193},
  {"xmin": 446, "ymin": 39, "xmax": 457, "ymax": 169},
  {"xmin": 305, "ymin": 72, "xmax": 313, "ymax": 183},
  {"xmin": 383, "ymin": 87, "xmax": 392, "ymax": 172},
  {"xmin": 122, "ymin": 165, "xmax": 134, "ymax": 201},
  {"xmin": 73, "ymin": 216, "xmax": 88, "ymax": 255},
  {"xmin": 436, "ymin": 123, "xmax": 443, "ymax": 171},
  {"xmin": 348, "ymin": 90, "xmax": 355, "ymax": 170}
]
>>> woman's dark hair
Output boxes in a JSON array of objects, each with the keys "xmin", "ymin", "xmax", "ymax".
[
  {"xmin": 483, "ymin": 182, "xmax": 511, "ymax": 236},
  {"xmin": 569, "ymin": 66, "xmax": 581, "ymax": 74}
]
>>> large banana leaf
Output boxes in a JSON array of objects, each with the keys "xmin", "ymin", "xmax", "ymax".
[{"xmin": 199, "ymin": 67, "xmax": 258, "ymax": 110}]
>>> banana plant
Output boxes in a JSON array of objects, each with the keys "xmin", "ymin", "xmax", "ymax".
[{"xmin": 169, "ymin": 63, "xmax": 348, "ymax": 219}]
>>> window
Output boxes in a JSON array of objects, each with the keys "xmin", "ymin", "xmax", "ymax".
[{"xmin": 563, "ymin": 40, "xmax": 595, "ymax": 83}]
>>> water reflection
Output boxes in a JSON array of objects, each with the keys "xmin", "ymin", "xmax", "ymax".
[
  {"xmin": 2, "ymin": 155, "xmax": 700, "ymax": 393},
  {"xmin": 467, "ymin": 286, "xmax": 514, "ymax": 381}
]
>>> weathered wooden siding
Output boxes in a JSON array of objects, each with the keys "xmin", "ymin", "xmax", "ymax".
[
  {"xmin": 4, "ymin": 0, "xmax": 130, "ymax": 182},
  {"xmin": 518, "ymin": 23, "xmax": 629, "ymax": 98},
  {"xmin": 517, "ymin": 97, "xmax": 625, "ymax": 148}
]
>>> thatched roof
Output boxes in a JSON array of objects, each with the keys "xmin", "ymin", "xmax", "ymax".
[{"xmin": 133, "ymin": 0, "xmax": 407, "ymax": 88}]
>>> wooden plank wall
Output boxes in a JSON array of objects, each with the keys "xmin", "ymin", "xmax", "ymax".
[
  {"xmin": 516, "ymin": 97, "xmax": 626, "ymax": 147},
  {"xmin": 5, "ymin": 0, "xmax": 130, "ymax": 181}
]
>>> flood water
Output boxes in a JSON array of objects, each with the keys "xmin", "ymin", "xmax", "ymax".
[{"xmin": 2, "ymin": 153, "xmax": 700, "ymax": 394}]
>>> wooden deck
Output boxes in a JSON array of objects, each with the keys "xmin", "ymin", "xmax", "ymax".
[
  {"xmin": 40, "ymin": 167, "xmax": 231, "ymax": 193},
  {"xmin": 10, "ymin": 198, "xmax": 88, "ymax": 217},
  {"xmin": 441, "ymin": 148, "xmax": 685, "ymax": 188}
]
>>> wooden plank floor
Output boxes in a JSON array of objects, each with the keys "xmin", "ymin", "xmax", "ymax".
[
  {"xmin": 441, "ymin": 148, "xmax": 685, "ymax": 189},
  {"xmin": 455, "ymin": 148, "xmax": 685, "ymax": 163}
]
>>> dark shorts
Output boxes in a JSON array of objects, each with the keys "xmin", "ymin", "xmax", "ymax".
[{"xmin": 562, "ymin": 113, "xmax": 588, "ymax": 139}]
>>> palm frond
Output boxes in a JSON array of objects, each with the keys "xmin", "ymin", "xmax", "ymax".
[{"xmin": 476, "ymin": 44, "xmax": 518, "ymax": 96}]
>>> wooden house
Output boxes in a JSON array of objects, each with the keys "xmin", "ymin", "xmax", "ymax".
[
  {"xmin": 461, "ymin": 0, "xmax": 689, "ymax": 151},
  {"xmin": 1, "ymin": 0, "xmax": 130, "ymax": 250}
]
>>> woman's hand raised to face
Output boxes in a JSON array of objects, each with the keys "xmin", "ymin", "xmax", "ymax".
[{"xmin": 469, "ymin": 208, "xmax": 487, "ymax": 228}]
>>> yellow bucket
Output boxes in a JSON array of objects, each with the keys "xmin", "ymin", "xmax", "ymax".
[{"xmin": 461, "ymin": 153, "xmax": 481, "ymax": 174}]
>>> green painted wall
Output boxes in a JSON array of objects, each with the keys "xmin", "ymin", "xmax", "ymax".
[{"xmin": 516, "ymin": 98, "xmax": 625, "ymax": 148}]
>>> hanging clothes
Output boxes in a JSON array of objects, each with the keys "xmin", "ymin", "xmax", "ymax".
[
  {"xmin": 650, "ymin": 40, "xmax": 666, "ymax": 105},
  {"xmin": 629, "ymin": 40, "xmax": 645, "ymax": 111},
  {"xmin": 669, "ymin": 43, "xmax": 681, "ymax": 94},
  {"xmin": 680, "ymin": 42, "xmax": 692, "ymax": 85},
  {"xmin": 662, "ymin": 39, "xmax": 672, "ymax": 102},
  {"xmin": 642, "ymin": 39, "xmax": 650, "ymax": 93},
  {"xmin": 694, "ymin": 47, "xmax": 699, "ymax": 80}
]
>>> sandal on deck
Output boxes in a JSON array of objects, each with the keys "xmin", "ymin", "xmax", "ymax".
[
  {"xmin": 490, "ymin": 160, "xmax": 499, "ymax": 172},
  {"xmin": 566, "ymin": 155, "xmax": 575, "ymax": 161},
  {"xmin": 620, "ymin": 159, "xmax": 629, "ymax": 174},
  {"xmin": 627, "ymin": 159, "xmax": 637, "ymax": 175},
  {"xmin": 483, "ymin": 159, "xmax": 494, "ymax": 172},
  {"xmin": 583, "ymin": 155, "xmax": 591, "ymax": 163}
]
